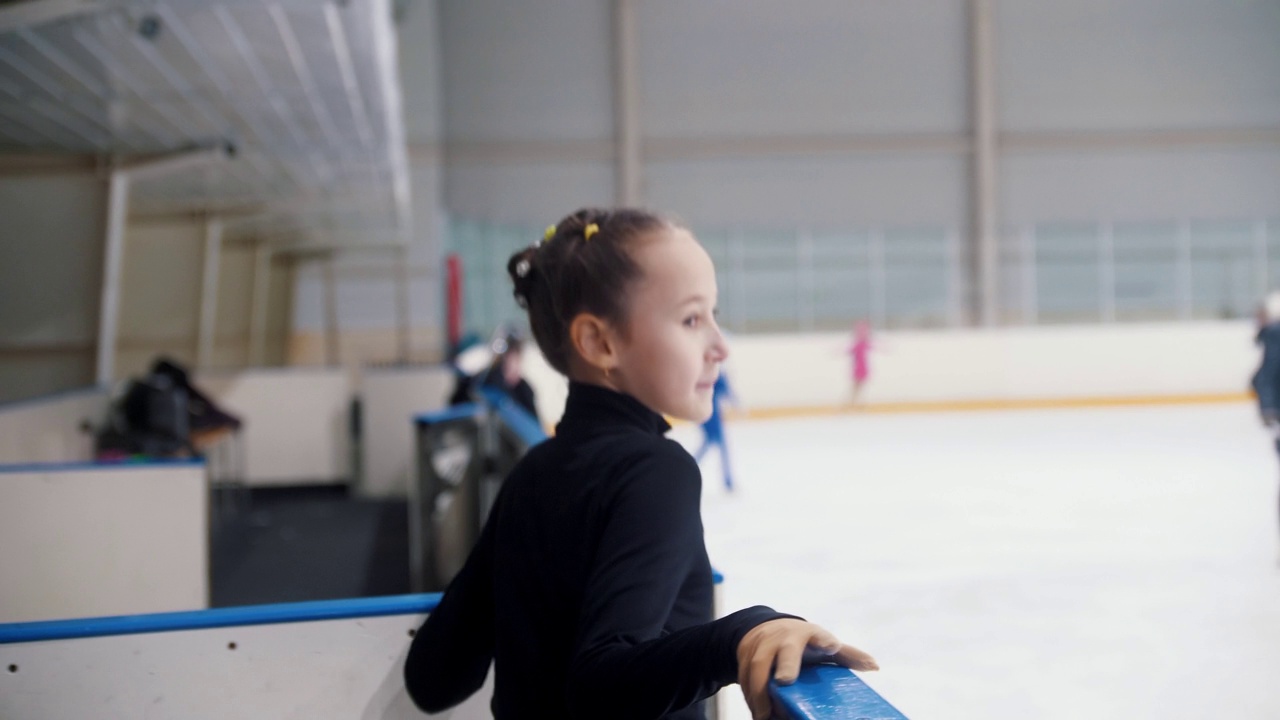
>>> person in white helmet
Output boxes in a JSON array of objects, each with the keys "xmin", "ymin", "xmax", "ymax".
[{"xmin": 1250, "ymin": 290, "xmax": 1280, "ymax": 542}]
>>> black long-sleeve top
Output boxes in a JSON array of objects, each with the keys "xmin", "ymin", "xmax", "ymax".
[{"xmin": 404, "ymin": 381, "xmax": 792, "ymax": 719}]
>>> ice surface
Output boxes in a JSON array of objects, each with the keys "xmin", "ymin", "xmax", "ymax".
[{"xmin": 671, "ymin": 403, "xmax": 1280, "ymax": 720}]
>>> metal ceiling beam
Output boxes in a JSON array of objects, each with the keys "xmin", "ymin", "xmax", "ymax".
[
  {"xmin": 0, "ymin": 0, "xmax": 97, "ymax": 34},
  {"xmin": 71, "ymin": 25, "xmax": 182, "ymax": 148},
  {"xmin": 122, "ymin": 144, "xmax": 231, "ymax": 181},
  {"xmin": 0, "ymin": 44, "xmax": 119, "ymax": 149},
  {"xmin": 325, "ymin": 2, "xmax": 374, "ymax": 150},
  {"xmin": 369, "ymin": 0, "xmax": 410, "ymax": 234}
]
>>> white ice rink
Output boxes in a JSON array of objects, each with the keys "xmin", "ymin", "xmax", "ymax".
[{"xmin": 670, "ymin": 402, "xmax": 1280, "ymax": 720}]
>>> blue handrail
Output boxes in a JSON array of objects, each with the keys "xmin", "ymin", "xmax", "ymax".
[
  {"xmin": 0, "ymin": 457, "xmax": 206, "ymax": 474},
  {"xmin": 0, "ymin": 593, "xmax": 442, "ymax": 644},
  {"xmin": 477, "ymin": 386, "xmax": 547, "ymax": 445},
  {"xmin": 771, "ymin": 664, "xmax": 908, "ymax": 719},
  {"xmin": 413, "ymin": 402, "xmax": 483, "ymax": 426}
]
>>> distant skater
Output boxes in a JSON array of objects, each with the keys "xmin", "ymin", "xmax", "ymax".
[
  {"xmin": 847, "ymin": 320, "xmax": 875, "ymax": 407},
  {"xmin": 696, "ymin": 372, "xmax": 737, "ymax": 491},
  {"xmin": 1251, "ymin": 291, "xmax": 1280, "ymax": 549}
]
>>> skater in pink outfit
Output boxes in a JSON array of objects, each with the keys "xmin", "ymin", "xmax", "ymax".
[{"xmin": 847, "ymin": 320, "xmax": 874, "ymax": 407}]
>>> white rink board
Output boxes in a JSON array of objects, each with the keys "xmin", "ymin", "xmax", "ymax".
[
  {"xmin": 0, "ymin": 462, "xmax": 208, "ymax": 623},
  {"xmin": 0, "ymin": 387, "xmax": 108, "ymax": 465},
  {"xmin": 197, "ymin": 369, "xmax": 351, "ymax": 486},
  {"xmin": 523, "ymin": 321, "xmax": 1260, "ymax": 421},
  {"xmin": 0, "ymin": 614, "xmax": 491, "ymax": 720},
  {"xmin": 360, "ymin": 365, "xmax": 455, "ymax": 498}
]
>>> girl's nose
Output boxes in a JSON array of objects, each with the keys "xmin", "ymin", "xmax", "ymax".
[{"xmin": 710, "ymin": 325, "xmax": 730, "ymax": 362}]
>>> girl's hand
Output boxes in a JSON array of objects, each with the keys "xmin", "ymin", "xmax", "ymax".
[{"xmin": 735, "ymin": 618, "xmax": 878, "ymax": 720}]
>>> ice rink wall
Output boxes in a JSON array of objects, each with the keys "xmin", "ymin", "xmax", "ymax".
[
  {"xmin": 0, "ymin": 594, "xmax": 903, "ymax": 720},
  {"xmin": 521, "ymin": 320, "xmax": 1260, "ymax": 424}
]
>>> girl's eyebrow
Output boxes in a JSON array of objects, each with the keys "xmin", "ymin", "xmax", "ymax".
[{"xmin": 676, "ymin": 293, "xmax": 710, "ymax": 307}]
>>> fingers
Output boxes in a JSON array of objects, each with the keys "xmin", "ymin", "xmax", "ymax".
[
  {"xmin": 747, "ymin": 647, "xmax": 774, "ymax": 719},
  {"xmin": 832, "ymin": 643, "xmax": 880, "ymax": 672},
  {"xmin": 737, "ymin": 621, "xmax": 879, "ymax": 720}
]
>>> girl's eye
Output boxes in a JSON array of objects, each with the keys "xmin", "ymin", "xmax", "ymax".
[{"xmin": 683, "ymin": 315, "xmax": 700, "ymax": 328}]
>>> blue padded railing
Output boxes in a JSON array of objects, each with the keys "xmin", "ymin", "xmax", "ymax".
[
  {"xmin": 771, "ymin": 664, "xmax": 908, "ymax": 719},
  {"xmin": 0, "ymin": 457, "xmax": 205, "ymax": 474},
  {"xmin": 0, "ymin": 594, "xmax": 443, "ymax": 644},
  {"xmin": 412, "ymin": 401, "xmax": 483, "ymax": 427},
  {"xmin": 476, "ymin": 385, "xmax": 548, "ymax": 445},
  {"xmin": 0, "ymin": 593, "xmax": 901, "ymax": 717}
]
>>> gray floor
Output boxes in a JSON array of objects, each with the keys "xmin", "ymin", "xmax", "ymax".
[{"xmin": 209, "ymin": 486, "xmax": 410, "ymax": 607}]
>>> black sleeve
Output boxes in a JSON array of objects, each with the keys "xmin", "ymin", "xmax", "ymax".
[
  {"xmin": 403, "ymin": 507, "xmax": 497, "ymax": 712},
  {"xmin": 565, "ymin": 440, "xmax": 795, "ymax": 719}
]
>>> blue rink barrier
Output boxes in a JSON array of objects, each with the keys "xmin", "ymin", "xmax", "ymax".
[
  {"xmin": 771, "ymin": 664, "xmax": 908, "ymax": 720},
  {"xmin": 0, "ymin": 593, "xmax": 442, "ymax": 645},
  {"xmin": 2, "ymin": 595, "xmax": 904, "ymax": 719}
]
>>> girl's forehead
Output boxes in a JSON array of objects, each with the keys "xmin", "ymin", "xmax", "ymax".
[{"xmin": 630, "ymin": 228, "xmax": 716, "ymax": 294}]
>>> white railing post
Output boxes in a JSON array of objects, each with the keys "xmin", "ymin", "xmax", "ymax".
[
  {"xmin": 1022, "ymin": 224, "xmax": 1038, "ymax": 325},
  {"xmin": 1099, "ymin": 221, "xmax": 1115, "ymax": 322},
  {"xmin": 947, "ymin": 228, "xmax": 964, "ymax": 327},
  {"xmin": 1255, "ymin": 219, "xmax": 1270, "ymax": 299},
  {"xmin": 797, "ymin": 229, "xmax": 814, "ymax": 331},
  {"xmin": 1177, "ymin": 219, "xmax": 1193, "ymax": 320},
  {"xmin": 731, "ymin": 230, "xmax": 747, "ymax": 332},
  {"xmin": 870, "ymin": 229, "xmax": 887, "ymax": 328}
]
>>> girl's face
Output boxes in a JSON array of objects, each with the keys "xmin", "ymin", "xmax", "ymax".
[{"xmin": 611, "ymin": 227, "xmax": 729, "ymax": 423}]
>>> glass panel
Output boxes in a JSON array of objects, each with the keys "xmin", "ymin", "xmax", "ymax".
[
  {"xmin": 1035, "ymin": 223, "xmax": 1100, "ymax": 323},
  {"xmin": 1112, "ymin": 222, "xmax": 1177, "ymax": 321},
  {"xmin": 883, "ymin": 228, "xmax": 950, "ymax": 328},
  {"xmin": 1190, "ymin": 220, "xmax": 1255, "ymax": 320},
  {"xmin": 810, "ymin": 232, "xmax": 873, "ymax": 331}
]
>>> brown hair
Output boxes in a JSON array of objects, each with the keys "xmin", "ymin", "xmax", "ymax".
[{"xmin": 507, "ymin": 207, "xmax": 670, "ymax": 375}]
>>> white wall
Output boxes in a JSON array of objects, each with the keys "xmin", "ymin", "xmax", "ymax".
[
  {"xmin": 0, "ymin": 462, "xmax": 208, "ymax": 623},
  {"xmin": 0, "ymin": 387, "xmax": 109, "ymax": 465},
  {"xmin": 360, "ymin": 365, "xmax": 456, "ymax": 498},
  {"xmin": 197, "ymin": 369, "xmax": 352, "ymax": 486},
  {"xmin": 0, "ymin": 613, "xmax": 491, "ymax": 720},
  {"xmin": 522, "ymin": 321, "xmax": 1260, "ymax": 424}
]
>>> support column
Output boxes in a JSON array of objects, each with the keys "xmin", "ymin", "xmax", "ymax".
[
  {"xmin": 322, "ymin": 254, "xmax": 340, "ymax": 367},
  {"xmin": 249, "ymin": 242, "xmax": 273, "ymax": 366},
  {"xmin": 395, "ymin": 244, "xmax": 411, "ymax": 363},
  {"xmin": 970, "ymin": 0, "xmax": 999, "ymax": 326},
  {"xmin": 95, "ymin": 169, "xmax": 129, "ymax": 385},
  {"xmin": 197, "ymin": 216, "xmax": 224, "ymax": 370},
  {"xmin": 613, "ymin": 0, "xmax": 641, "ymax": 206}
]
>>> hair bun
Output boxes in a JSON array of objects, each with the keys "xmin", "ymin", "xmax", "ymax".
[{"xmin": 508, "ymin": 245, "xmax": 538, "ymax": 310}]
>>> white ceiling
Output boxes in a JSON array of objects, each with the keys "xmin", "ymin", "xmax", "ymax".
[{"xmin": 0, "ymin": 0, "xmax": 411, "ymax": 247}]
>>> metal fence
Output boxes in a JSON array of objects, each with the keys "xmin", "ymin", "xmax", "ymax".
[{"xmin": 446, "ymin": 217, "xmax": 1279, "ymax": 335}]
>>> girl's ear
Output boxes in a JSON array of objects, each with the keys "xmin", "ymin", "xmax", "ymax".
[{"xmin": 569, "ymin": 312, "xmax": 618, "ymax": 373}]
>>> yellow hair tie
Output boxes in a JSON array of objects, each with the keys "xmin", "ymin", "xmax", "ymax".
[
  {"xmin": 584, "ymin": 223, "xmax": 599, "ymax": 241},
  {"xmin": 543, "ymin": 225, "xmax": 556, "ymax": 241}
]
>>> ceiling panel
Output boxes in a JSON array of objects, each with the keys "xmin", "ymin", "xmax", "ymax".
[{"xmin": 0, "ymin": 0, "xmax": 411, "ymax": 247}]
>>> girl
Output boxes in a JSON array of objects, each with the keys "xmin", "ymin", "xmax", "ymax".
[
  {"xmin": 404, "ymin": 208, "xmax": 877, "ymax": 720},
  {"xmin": 1252, "ymin": 290, "xmax": 1280, "ymax": 545},
  {"xmin": 847, "ymin": 320, "xmax": 875, "ymax": 407}
]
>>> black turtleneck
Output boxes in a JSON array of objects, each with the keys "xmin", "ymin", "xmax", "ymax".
[{"xmin": 405, "ymin": 382, "xmax": 792, "ymax": 719}]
